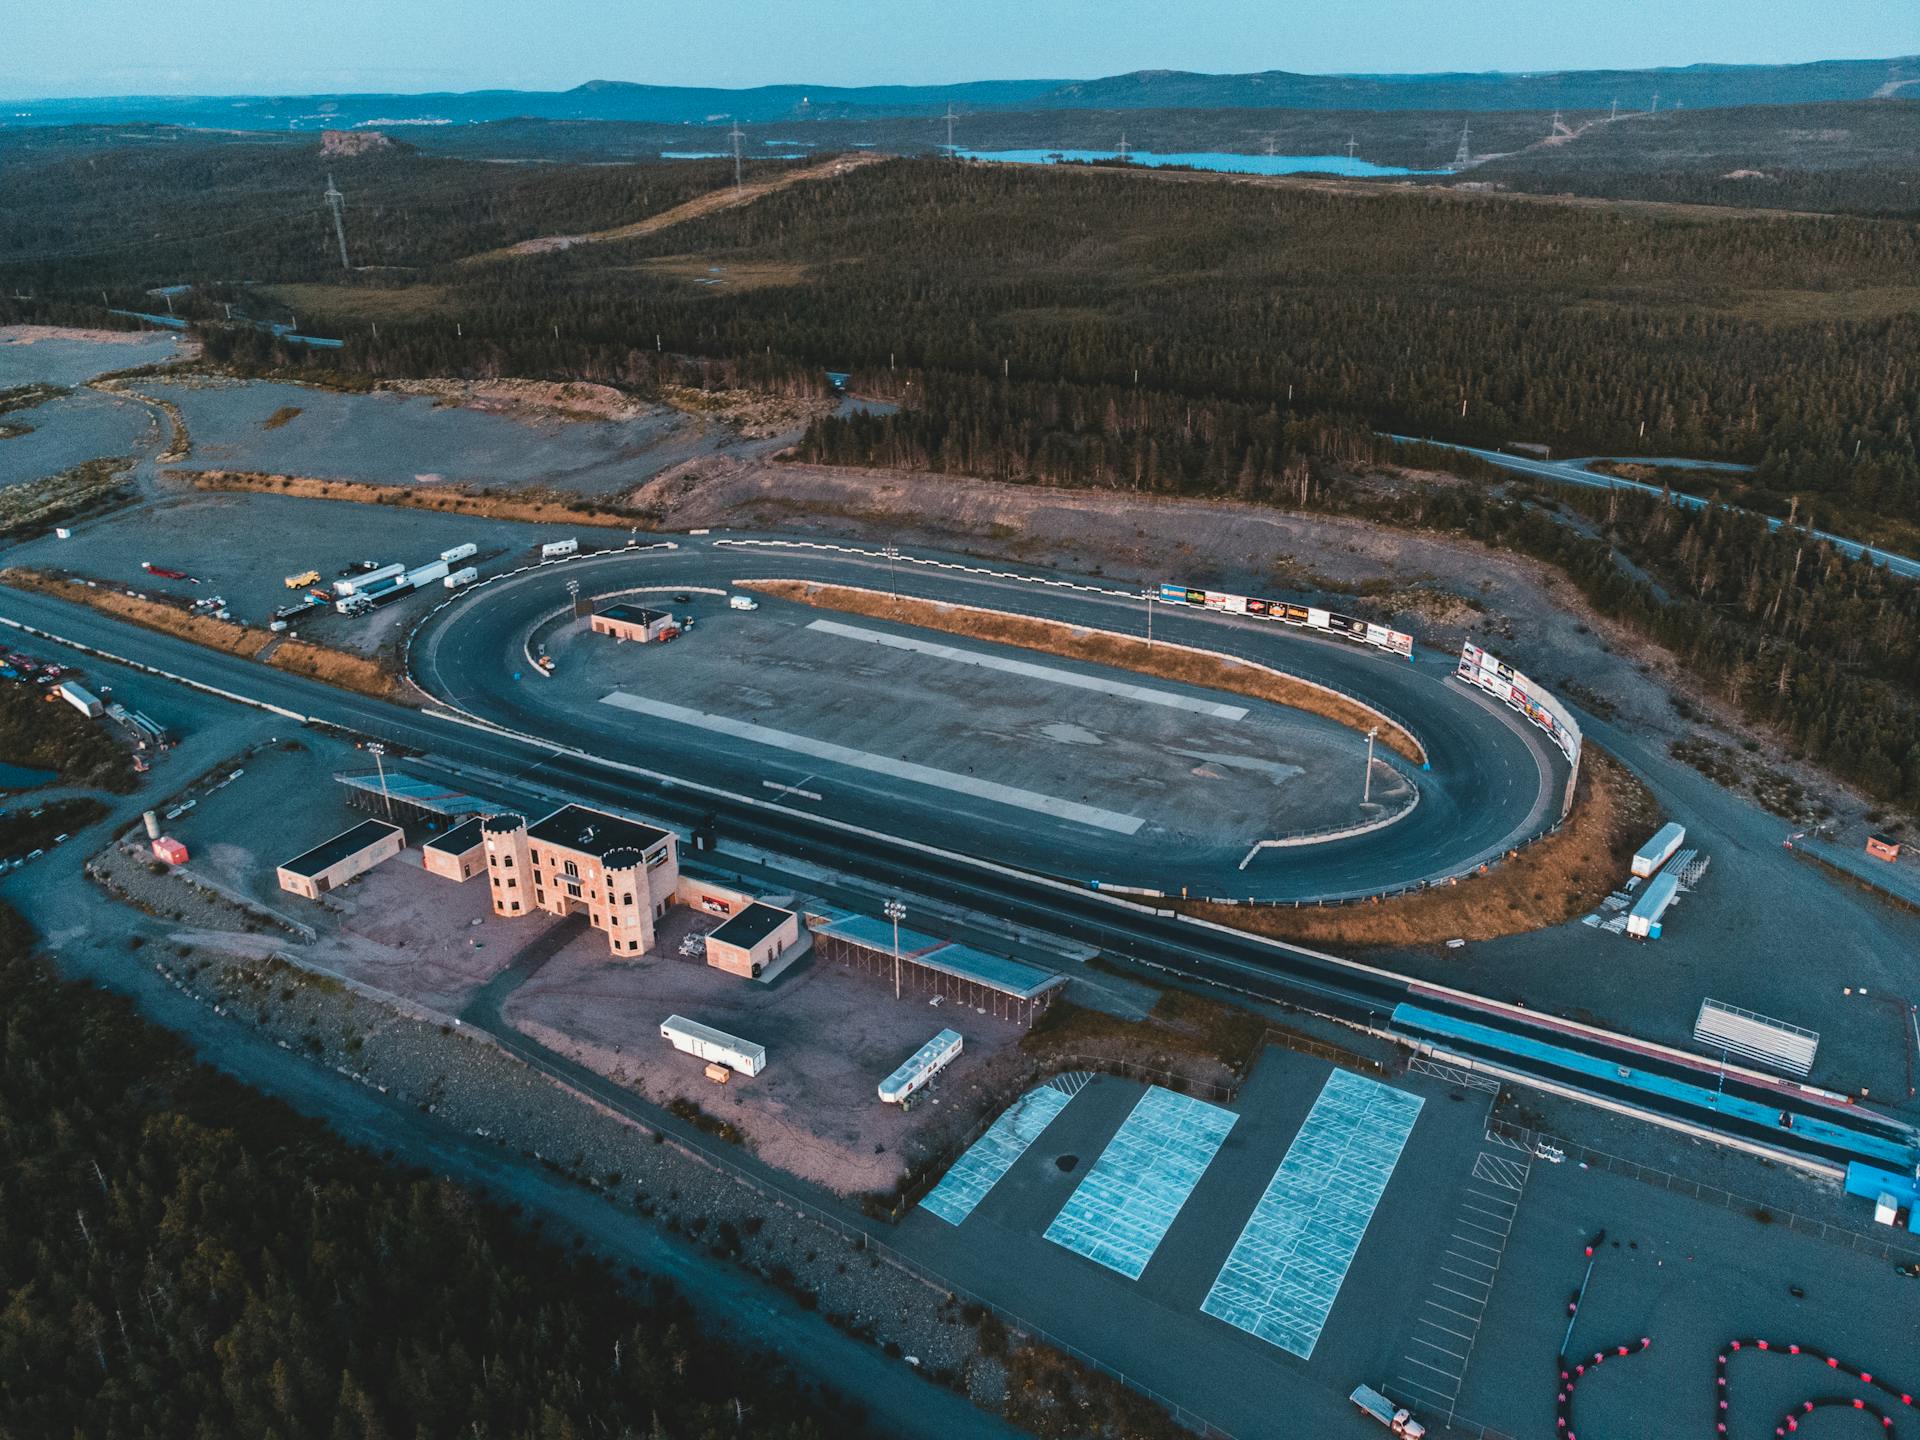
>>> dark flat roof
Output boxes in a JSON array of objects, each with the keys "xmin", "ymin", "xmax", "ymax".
[
  {"xmin": 599, "ymin": 603, "xmax": 667, "ymax": 626},
  {"xmin": 281, "ymin": 819, "xmax": 401, "ymax": 878},
  {"xmin": 710, "ymin": 902, "xmax": 793, "ymax": 951},
  {"xmin": 526, "ymin": 803, "xmax": 670, "ymax": 861},
  {"xmin": 423, "ymin": 817, "xmax": 486, "ymax": 857}
]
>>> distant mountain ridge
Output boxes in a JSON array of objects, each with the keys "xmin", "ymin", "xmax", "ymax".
[{"xmin": 6, "ymin": 55, "xmax": 1915, "ymax": 131}]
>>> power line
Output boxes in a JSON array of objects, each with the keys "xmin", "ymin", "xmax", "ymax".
[{"xmin": 323, "ymin": 172, "xmax": 350, "ymax": 270}]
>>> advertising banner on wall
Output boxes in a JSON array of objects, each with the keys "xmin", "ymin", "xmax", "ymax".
[
  {"xmin": 1457, "ymin": 641, "xmax": 1583, "ymax": 771},
  {"xmin": 1154, "ymin": 581, "xmax": 1416, "ymax": 659}
]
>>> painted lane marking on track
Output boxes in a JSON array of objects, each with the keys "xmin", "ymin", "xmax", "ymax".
[
  {"xmin": 600, "ymin": 689, "xmax": 1146, "ymax": 835},
  {"xmin": 805, "ymin": 617, "xmax": 1250, "ymax": 719}
]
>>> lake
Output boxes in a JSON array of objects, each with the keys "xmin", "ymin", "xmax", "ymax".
[{"xmin": 956, "ymin": 148, "xmax": 1439, "ymax": 178}]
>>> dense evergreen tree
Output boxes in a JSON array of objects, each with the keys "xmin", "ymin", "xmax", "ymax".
[{"xmin": 0, "ymin": 904, "xmax": 859, "ymax": 1439}]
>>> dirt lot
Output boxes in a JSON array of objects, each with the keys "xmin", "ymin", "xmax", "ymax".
[{"xmin": 504, "ymin": 913, "xmax": 1027, "ymax": 1198}]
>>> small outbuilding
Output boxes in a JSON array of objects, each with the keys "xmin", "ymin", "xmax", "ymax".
[
  {"xmin": 422, "ymin": 817, "xmax": 487, "ymax": 882},
  {"xmin": 277, "ymin": 819, "xmax": 404, "ymax": 899},
  {"xmin": 705, "ymin": 901, "xmax": 800, "ymax": 979},
  {"xmin": 1867, "ymin": 833, "xmax": 1902, "ymax": 863},
  {"xmin": 591, "ymin": 603, "xmax": 676, "ymax": 644}
]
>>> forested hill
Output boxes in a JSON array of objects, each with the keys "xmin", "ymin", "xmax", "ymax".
[
  {"xmin": 0, "ymin": 903, "xmax": 861, "ymax": 1438},
  {"xmin": 7, "ymin": 54, "xmax": 1913, "ymax": 131}
]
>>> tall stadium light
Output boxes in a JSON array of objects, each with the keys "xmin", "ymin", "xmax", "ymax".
[
  {"xmin": 1362, "ymin": 726, "xmax": 1379, "ymax": 806},
  {"xmin": 1140, "ymin": 588, "xmax": 1157, "ymax": 647},
  {"xmin": 367, "ymin": 741, "xmax": 392, "ymax": 819},
  {"xmin": 882, "ymin": 545, "xmax": 900, "ymax": 598},
  {"xmin": 884, "ymin": 898, "xmax": 906, "ymax": 1000}
]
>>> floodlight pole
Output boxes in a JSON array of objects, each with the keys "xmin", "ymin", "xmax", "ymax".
[
  {"xmin": 1141, "ymin": 589, "xmax": 1156, "ymax": 647},
  {"xmin": 1362, "ymin": 726, "xmax": 1378, "ymax": 805},
  {"xmin": 882, "ymin": 545, "xmax": 900, "ymax": 599},
  {"xmin": 884, "ymin": 899, "xmax": 906, "ymax": 1000},
  {"xmin": 367, "ymin": 741, "xmax": 391, "ymax": 819}
]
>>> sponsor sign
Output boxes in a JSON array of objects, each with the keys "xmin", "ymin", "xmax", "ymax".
[
  {"xmin": 1155, "ymin": 580, "xmax": 1418, "ymax": 660},
  {"xmin": 1455, "ymin": 641, "xmax": 1583, "ymax": 768}
]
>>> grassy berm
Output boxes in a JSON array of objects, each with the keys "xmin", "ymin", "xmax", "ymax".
[
  {"xmin": 2, "ymin": 569, "xmax": 400, "ymax": 701},
  {"xmin": 1185, "ymin": 745, "xmax": 1658, "ymax": 945}
]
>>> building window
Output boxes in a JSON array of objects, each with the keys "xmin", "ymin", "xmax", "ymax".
[
  {"xmin": 489, "ymin": 853, "xmax": 498, "ymax": 867},
  {"xmin": 510, "ymin": 901, "xmax": 520, "ymax": 912},
  {"xmin": 566, "ymin": 881, "xmax": 581, "ymax": 899},
  {"xmin": 533, "ymin": 869, "xmax": 542, "ymax": 884},
  {"xmin": 563, "ymin": 859, "xmax": 579, "ymax": 879},
  {"xmin": 501, "ymin": 853, "xmax": 513, "ymax": 868},
  {"xmin": 647, "ymin": 849, "xmax": 669, "ymax": 869},
  {"xmin": 535, "ymin": 889, "xmax": 545, "ymax": 903},
  {"xmin": 506, "ymin": 877, "xmax": 516, "ymax": 889}
]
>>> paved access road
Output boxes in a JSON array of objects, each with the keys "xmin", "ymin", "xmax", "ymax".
[
  {"xmin": 5, "ymin": 576, "xmax": 1911, "ymax": 1178},
  {"xmin": 1388, "ymin": 436, "xmax": 1920, "ymax": 581},
  {"xmin": 407, "ymin": 534, "xmax": 1564, "ymax": 902}
]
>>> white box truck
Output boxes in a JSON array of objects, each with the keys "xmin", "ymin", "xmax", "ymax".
[
  {"xmin": 443, "ymin": 566, "xmax": 479, "ymax": 589},
  {"xmin": 879, "ymin": 1029, "xmax": 963, "ymax": 1105},
  {"xmin": 541, "ymin": 538, "xmax": 579, "ymax": 559},
  {"xmin": 1349, "ymin": 1386, "xmax": 1425, "ymax": 1437},
  {"xmin": 404, "ymin": 560, "xmax": 450, "ymax": 588},
  {"xmin": 729, "ymin": 595, "xmax": 759, "ymax": 611},
  {"xmin": 438, "ymin": 542, "xmax": 478, "ymax": 564},
  {"xmin": 1631, "ymin": 822, "xmax": 1686, "ymax": 879},
  {"xmin": 334, "ymin": 562, "xmax": 405, "ymax": 597},
  {"xmin": 1626, "ymin": 871, "xmax": 1681, "ymax": 939},
  {"xmin": 56, "ymin": 681, "xmax": 104, "ymax": 718},
  {"xmin": 660, "ymin": 1015, "xmax": 765, "ymax": 1077}
]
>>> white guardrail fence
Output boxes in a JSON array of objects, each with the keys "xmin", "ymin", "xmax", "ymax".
[{"xmin": 1455, "ymin": 640, "xmax": 1583, "ymax": 819}]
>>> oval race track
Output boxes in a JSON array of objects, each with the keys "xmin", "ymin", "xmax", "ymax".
[{"xmin": 407, "ymin": 535, "xmax": 1566, "ymax": 902}]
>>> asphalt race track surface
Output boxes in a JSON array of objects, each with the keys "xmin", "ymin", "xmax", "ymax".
[{"xmin": 408, "ymin": 535, "xmax": 1566, "ymax": 901}]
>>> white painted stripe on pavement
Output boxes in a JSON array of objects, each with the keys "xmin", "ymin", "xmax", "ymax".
[
  {"xmin": 600, "ymin": 690, "xmax": 1146, "ymax": 835},
  {"xmin": 805, "ymin": 617, "xmax": 1248, "ymax": 720}
]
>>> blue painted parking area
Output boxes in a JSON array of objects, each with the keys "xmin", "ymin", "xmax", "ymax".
[
  {"xmin": 1044, "ymin": 1087, "xmax": 1237, "ymax": 1279},
  {"xmin": 922, "ymin": 1085, "xmax": 1075, "ymax": 1225},
  {"xmin": 1202, "ymin": 1069, "xmax": 1424, "ymax": 1358}
]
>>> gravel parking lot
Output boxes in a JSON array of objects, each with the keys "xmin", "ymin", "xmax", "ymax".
[
  {"xmin": 10, "ymin": 487, "xmax": 576, "ymax": 645},
  {"xmin": 507, "ymin": 910, "xmax": 1027, "ymax": 1197}
]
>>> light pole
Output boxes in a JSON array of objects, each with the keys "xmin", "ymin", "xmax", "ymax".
[
  {"xmin": 1361, "ymin": 726, "xmax": 1378, "ymax": 806},
  {"xmin": 367, "ymin": 741, "xmax": 392, "ymax": 819},
  {"xmin": 882, "ymin": 545, "xmax": 900, "ymax": 599},
  {"xmin": 884, "ymin": 898, "xmax": 906, "ymax": 1000},
  {"xmin": 1140, "ymin": 588, "xmax": 1156, "ymax": 647}
]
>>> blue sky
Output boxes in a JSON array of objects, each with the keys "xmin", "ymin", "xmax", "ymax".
[{"xmin": 6, "ymin": 0, "xmax": 1916, "ymax": 98}]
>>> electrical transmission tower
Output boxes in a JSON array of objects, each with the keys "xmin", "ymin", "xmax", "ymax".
[
  {"xmin": 944, "ymin": 102, "xmax": 957, "ymax": 155},
  {"xmin": 323, "ymin": 173, "xmax": 349, "ymax": 270},
  {"xmin": 1117, "ymin": 130, "xmax": 1130, "ymax": 163},
  {"xmin": 1451, "ymin": 118, "xmax": 1472, "ymax": 169},
  {"xmin": 729, "ymin": 122, "xmax": 745, "ymax": 192},
  {"xmin": 1649, "ymin": 91, "xmax": 1659, "ymax": 114},
  {"xmin": 1346, "ymin": 134, "xmax": 1357, "ymax": 161}
]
